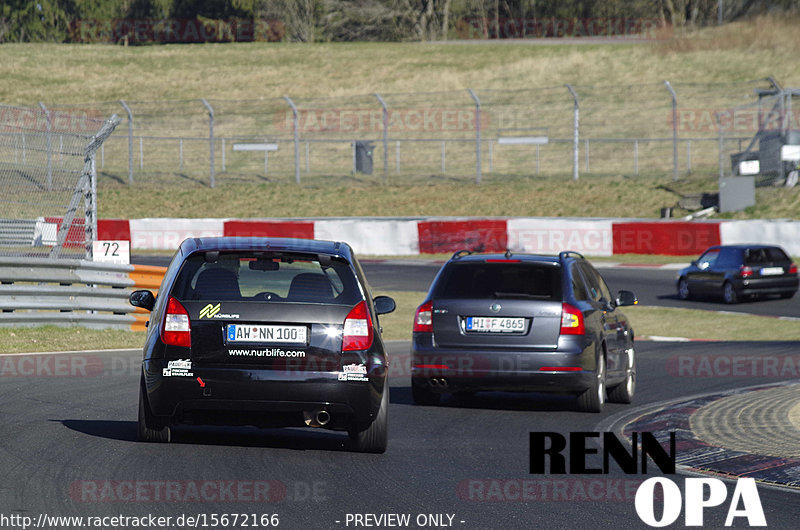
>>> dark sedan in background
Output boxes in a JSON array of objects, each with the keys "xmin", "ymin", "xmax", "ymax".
[{"xmin": 677, "ymin": 244, "xmax": 798, "ymax": 304}]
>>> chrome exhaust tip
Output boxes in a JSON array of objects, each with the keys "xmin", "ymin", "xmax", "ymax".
[
  {"xmin": 316, "ymin": 410, "xmax": 331, "ymax": 426},
  {"xmin": 303, "ymin": 409, "xmax": 331, "ymax": 427}
]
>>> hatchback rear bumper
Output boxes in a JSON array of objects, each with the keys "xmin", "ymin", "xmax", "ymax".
[
  {"xmin": 142, "ymin": 359, "xmax": 385, "ymax": 430},
  {"xmin": 736, "ymin": 277, "xmax": 799, "ymax": 296}
]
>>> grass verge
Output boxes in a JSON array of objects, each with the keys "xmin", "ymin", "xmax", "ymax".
[
  {"xmin": 1, "ymin": 293, "xmax": 796, "ymax": 354},
  {"xmin": 98, "ymin": 176, "xmax": 800, "ymax": 220}
]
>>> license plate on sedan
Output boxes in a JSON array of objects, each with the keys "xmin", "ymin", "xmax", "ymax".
[
  {"xmin": 760, "ymin": 267, "xmax": 784, "ymax": 276},
  {"xmin": 227, "ymin": 324, "xmax": 307, "ymax": 344},
  {"xmin": 465, "ymin": 317, "xmax": 525, "ymax": 333}
]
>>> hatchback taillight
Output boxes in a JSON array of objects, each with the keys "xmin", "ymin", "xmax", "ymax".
[
  {"xmin": 740, "ymin": 265, "xmax": 754, "ymax": 278},
  {"xmin": 560, "ymin": 303, "xmax": 585, "ymax": 336},
  {"xmin": 343, "ymin": 300, "xmax": 373, "ymax": 351},
  {"xmin": 413, "ymin": 301, "xmax": 433, "ymax": 333},
  {"xmin": 790, "ymin": 264, "xmax": 798, "ymax": 275},
  {"xmin": 162, "ymin": 296, "xmax": 191, "ymax": 348}
]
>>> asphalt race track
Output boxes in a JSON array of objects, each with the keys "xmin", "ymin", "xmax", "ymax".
[
  {"xmin": 0, "ymin": 258, "xmax": 798, "ymax": 529},
  {"xmin": 0, "ymin": 342, "xmax": 798, "ymax": 529}
]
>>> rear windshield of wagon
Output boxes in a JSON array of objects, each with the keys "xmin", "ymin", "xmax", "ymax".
[
  {"xmin": 433, "ymin": 261, "xmax": 562, "ymax": 301},
  {"xmin": 170, "ymin": 251, "xmax": 364, "ymax": 305}
]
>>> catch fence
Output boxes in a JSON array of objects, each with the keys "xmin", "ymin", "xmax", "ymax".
[
  {"xmin": 14, "ymin": 79, "xmax": 797, "ymax": 188},
  {"xmin": 0, "ymin": 105, "xmax": 120, "ymax": 257}
]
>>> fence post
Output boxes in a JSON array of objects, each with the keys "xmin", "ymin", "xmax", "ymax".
[
  {"xmin": 119, "ymin": 100, "xmax": 134, "ymax": 185},
  {"xmin": 467, "ymin": 89, "xmax": 482, "ymax": 184},
  {"xmin": 584, "ymin": 139, "xmax": 590, "ymax": 172},
  {"xmin": 716, "ymin": 112, "xmax": 725, "ymax": 179},
  {"xmin": 201, "ymin": 99, "xmax": 215, "ymax": 188},
  {"xmin": 283, "ymin": 96, "xmax": 301, "ymax": 184},
  {"xmin": 664, "ymin": 81, "xmax": 679, "ymax": 182},
  {"xmin": 686, "ymin": 140, "xmax": 692, "ymax": 175},
  {"xmin": 38, "ymin": 103, "xmax": 53, "ymax": 191},
  {"xmin": 566, "ymin": 85, "xmax": 579, "ymax": 181},
  {"xmin": 374, "ymin": 93, "xmax": 389, "ymax": 183}
]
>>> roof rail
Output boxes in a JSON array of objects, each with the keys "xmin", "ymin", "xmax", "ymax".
[
  {"xmin": 451, "ymin": 249, "xmax": 472, "ymax": 260},
  {"xmin": 558, "ymin": 250, "xmax": 585, "ymax": 261}
]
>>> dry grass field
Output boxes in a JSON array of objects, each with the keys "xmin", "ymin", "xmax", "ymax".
[
  {"xmin": 1, "ymin": 16, "xmax": 799, "ymax": 104},
  {"xmin": 3, "ymin": 15, "xmax": 799, "ymax": 221}
]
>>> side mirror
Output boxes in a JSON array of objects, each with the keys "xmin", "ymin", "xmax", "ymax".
[
  {"xmin": 373, "ymin": 295, "xmax": 396, "ymax": 315},
  {"xmin": 129, "ymin": 289, "xmax": 156, "ymax": 312},
  {"xmin": 616, "ymin": 290, "xmax": 638, "ymax": 307}
]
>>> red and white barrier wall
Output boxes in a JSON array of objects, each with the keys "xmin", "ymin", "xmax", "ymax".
[{"xmin": 94, "ymin": 217, "xmax": 800, "ymax": 257}]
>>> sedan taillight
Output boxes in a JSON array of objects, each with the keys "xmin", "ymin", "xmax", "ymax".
[
  {"xmin": 413, "ymin": 301, "xmax": 433, "ymax": 333},
  {"xmin": 162, "ymin": 296, "xmax": 191, "ymax": 348},
  {"xmin": 343, "ymin": 300, "xmax": 373, "ymax": 351}
]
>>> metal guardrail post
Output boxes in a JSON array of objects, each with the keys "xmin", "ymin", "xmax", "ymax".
[
  {"xmin": 566, "ymin": 85, "xmax": 579, "ymax": 181},
  {"xmin": 201, "ymin": 99, "xmax": 215, "ymax": 188},
  {"xmin": 119, "ymin": 100, "xmax": 134, "ymax": 185},
  {"xmin": 664, "ymin": 81, "xmax": 679, "ymax": 182},
  {"xmin": 283, "ymin": 96, "xmax": 301, "ymax": 185},
  {"xmin": 374, "ymin": 93, "xmax": 389, "ymax": 183},
  {"xmin": 38, "ymin": 102, "xmax": 53, "ymax": 191},
  {"xmin": 467, "ymin": 89, "xmax": 481, "ymax": 184}
]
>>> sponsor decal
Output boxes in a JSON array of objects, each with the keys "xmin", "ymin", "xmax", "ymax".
[
  {"xmin": 199, "ymin": 303, "xmax": 239, "ymax": 320},
  {"xmin": 339, "ymin": 363, "xmax": 369, "ymax": 382},
  {"xmin": 227, "ymin": 348, "xmax": 306, "ymax": 358},
  {"xmin": 199, "ymin": 303, "xmax": 220, "ymax": 319},
  {"xmin": 162, "ymin": 359, "xmax": 193, "ymax": 377}
]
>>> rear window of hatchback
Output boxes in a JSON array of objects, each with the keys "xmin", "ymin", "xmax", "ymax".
[
  {"xmin": 433, "ymin": 261, "xmax": 562, "ymax": 300},
  {"xmin": 170, "ymin": 252, "xmax": 363, "ymax": 305}
]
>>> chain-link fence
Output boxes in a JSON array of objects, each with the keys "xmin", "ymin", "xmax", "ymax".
[
  {"xmin": 0, "ymin": 104, "xmax": 120, "ymax": 258},
  {"xmin": 36, "ymin": 78, "xmax": 791, "ymax": 188}
]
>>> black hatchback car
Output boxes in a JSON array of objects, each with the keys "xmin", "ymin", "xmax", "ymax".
[
  {"xmin": 411, "ymin": 250, "xmax": 637, "ymax": 412},
  {"xmin": 677, "ymin": 244, "xmax": 798, "ymax": 304},
  {"xmin": 130, "ymin": 237, "xmax": 395, "ymax": 453}
]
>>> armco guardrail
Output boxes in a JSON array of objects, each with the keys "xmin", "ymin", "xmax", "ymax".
[{"xmin": 0, "ymin": 258, "xmax": 166, "ymax": 331}]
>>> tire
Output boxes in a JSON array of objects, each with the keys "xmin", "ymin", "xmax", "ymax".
[
  {"xmin": 137, "ymin": 377, "xmax": 171, "ymax": 443},
  {"xmin": 411, "ymin": 380, "xmax": 441, "ymax": 406},
  {"xmin": 350, "ymin": 385, "xmax": 388, "ymax": 454},
  {"xmin": 722, "ymin": 281, "xmax": 738, "ymax": 304},
  {"xmin": 577, "ymin": 354, "xmax": 606, "ymax": 413},
  {"xmin": 607, "ymin": 346, "xmax": 636, "ymax": 404},
  {"xmin": 677, "ymin": 278, "xmax": 691, "ymax": 300}
]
